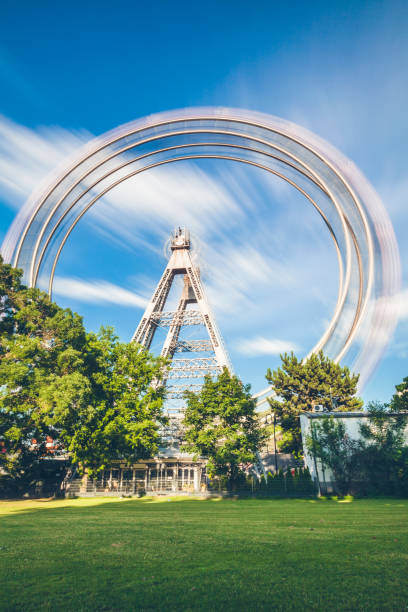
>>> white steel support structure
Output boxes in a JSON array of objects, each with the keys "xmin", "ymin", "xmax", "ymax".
[
  {"xmin": 132, "ymin": 228, "xmax": 232, "ymax": 405},
  {"xmin": 133, "ymin": 228, "xmax": 266, "ymax": 477}
]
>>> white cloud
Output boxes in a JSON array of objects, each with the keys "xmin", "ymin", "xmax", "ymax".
[
  {"xmin": 379, "ymin": 176, "xmax": 408, "ymax": 219},
  {"xmin": 203, "ymin": 240, "xmax": 297, "ymax": 318},
  {"xmin": 235, "ymin": 336, "xmax": 300, "ymax": 357},
  {"xmin": 0, "ymin": 114, "xmax": 91, "ymax": 209},
  {"xmin": 87, "ymin": 163, "xmax": 245, "ymax": 250},
  {"xmin": 53, "ymin": 276, "xmax": 148, "ymax": 309},
  {"xmin": 394, "ymin": 288, "xmax": 408, "ymax": 320}
]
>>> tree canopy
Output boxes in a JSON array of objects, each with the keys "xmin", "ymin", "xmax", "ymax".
[
  {"xmin": 266, "ymin": 351, "xmax": 362, "ymax": 457},
  {"xmin": 357, "ymin": 401, "xmax": 408, "ymax": 495},
  {"xmin": 308, "ymin": 403, "xmax": 408, "ymax": 496},
  {"xmin": 39, "ymin": 326, "xmax": 168, "ymax": 476},
  {"xmin": 306, "ymin": 415, "xmax": 360, "ymax": 495},
  {"xmin": 391, "ymin": 376, "xmax": 408, "ymax": 412},
  {"xmin": 0, "ymin": 256, "xmax": 168, "ymax": 492},
  {"xmin": 182, "ymin": 368, "xmax": 266, "ymax": 487}
]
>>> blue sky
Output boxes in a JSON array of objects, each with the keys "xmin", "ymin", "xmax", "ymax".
[{"xmin": 0, "ymin": 0, "xmax": 407, "ymax": 403}]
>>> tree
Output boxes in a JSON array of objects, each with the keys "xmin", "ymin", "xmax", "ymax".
[
  {"xmin": 39, "ymin": 327, "xmax": 168, "ymax": 476},
  {"xmin": 0, "ymin": 257, "xmax": 26, "ymax": 335},
  {"xmin": 306, "ymin": 415, "xmax": 360, "ymax": 495},
  {"xmin": 357, "ymin": 401, "xmax": 408, "ymax": 495},
  {"xmin": 0, "ymin": 256, "xmax": 168, "ymax": 491},
  {"xmin": 182, "ymin": 369, "xmax": 266, "ymax": 489},
  {"xmin": 0, "ymin": 257, "xmax": 88, "ymax": 493},
  {"xmin": 306, "ymin": 404, "xmax": 408, "ymax": 497},
  {"xmin": 390, "ymin": 376, "xmax": 408, "ymax": 412},
  {"xmin": 266, "ymin": 351, "xmax": 362, "ymax": 457}
]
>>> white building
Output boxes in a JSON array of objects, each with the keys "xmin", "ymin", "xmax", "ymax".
[{"xmin": 300, "ymin": 411, "xmax": 408, "ymax": 494}]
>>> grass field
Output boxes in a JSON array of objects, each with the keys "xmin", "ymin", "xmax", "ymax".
[{"xmin": 1, "ymin": 497, "xmax": 407, "ymax": 611}]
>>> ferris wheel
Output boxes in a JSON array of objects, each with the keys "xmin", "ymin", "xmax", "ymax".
[{"xmin": 1, "ymin": 107, "xmax": 400, "ymax": 401}]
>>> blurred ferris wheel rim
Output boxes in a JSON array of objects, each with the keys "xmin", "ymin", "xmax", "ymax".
[{"xmin": 1, "ymin": 106, "xmax": 401, "ymax": 398}]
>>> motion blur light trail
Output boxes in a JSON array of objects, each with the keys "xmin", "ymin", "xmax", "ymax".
[{"xmin": 1, "ymin": 108, "xmax": 400, "ymax": 402}]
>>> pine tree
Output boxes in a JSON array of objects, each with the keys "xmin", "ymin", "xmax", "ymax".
[
  {"xmin": 391, "ymin": 376, "xmax": 408, "ymax": 412},
  {"xmin": 266, "ymin": 351, "xmax": 362, "ymax": 457}
]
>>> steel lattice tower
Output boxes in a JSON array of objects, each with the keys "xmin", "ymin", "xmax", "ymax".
[{"xmin": 132, "ymin": 228, "xmax": 232, "ymax": 415}]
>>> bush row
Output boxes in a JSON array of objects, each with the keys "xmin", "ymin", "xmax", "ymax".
[{"xmin": 209, "ymin": 467, "xmax": 316, "ymax": 497}]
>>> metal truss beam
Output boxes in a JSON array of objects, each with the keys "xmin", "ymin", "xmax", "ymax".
[
  {"xmin": 173, "ymin": 339, "xmax": 213, "ymax": 352},
  {"xmin": 131, "ymin": 228, "xmax": 232, "ymax": 418},
  {"xmin": 166, "ymin": 384, "xmax": 203, "ymax": 399},
  {"xmin": 168, "ymin": 357, "xmax": 222, "ymax": 379},
  {"xmin": 167, "ymin": 368, "xmax": 222, "ymax": 380},
  {"xmin": 152, "ymin": 310, "xmax": 204, "ymax": 327},
  {"xmin": 171, "ymin": 357, "xmax": 219, "ymax": 368}
]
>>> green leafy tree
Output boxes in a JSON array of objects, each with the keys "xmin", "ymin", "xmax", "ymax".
[
  {"xmin": 307, "ymin": 404, "xmax": 408, "ymax": 496},
  {"xmin": 182, "ymin": 368, "xmax": 266, "ymax": 489},
  {"xmin": 266, "ymin": 351, "xmax": 362, "ymax": 457},
  {"xmin": 306, "ymin": 415, "xmax": 360, "ymax": 496},
  {"xmin": 39, "ymin": 327, "xmax": 168, "ymax": 475},
  {"xmin": 0, "ymin": 258, "xmax": 87, "ymax": 493},
  {"xmin": 357, "ymin": 401, "xmax": 408, "ymax": 495},
  {"xmin": 0, "ymin": 257, "xmax": 26, "ymax": 335},
  {"xmin": 390, "ymin": 376, "xmax": 408, "ymax": 412},
  {"xmin": 0, "ymin": 256, "xmax": 168, "ymax": 491}
]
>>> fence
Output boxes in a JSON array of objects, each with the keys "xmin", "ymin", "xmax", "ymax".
[
  {"xmin": 207, "ymin": 468, "xmax": 317, "ymax": 498},
  {"xmin": 65, "ymin": 478, "xmax": 205, "ymax": 497}
]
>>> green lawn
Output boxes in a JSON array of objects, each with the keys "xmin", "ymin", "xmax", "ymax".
[{"xmin": 1, "ymin": 497, "xmax": 407, "ymax": 611}]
